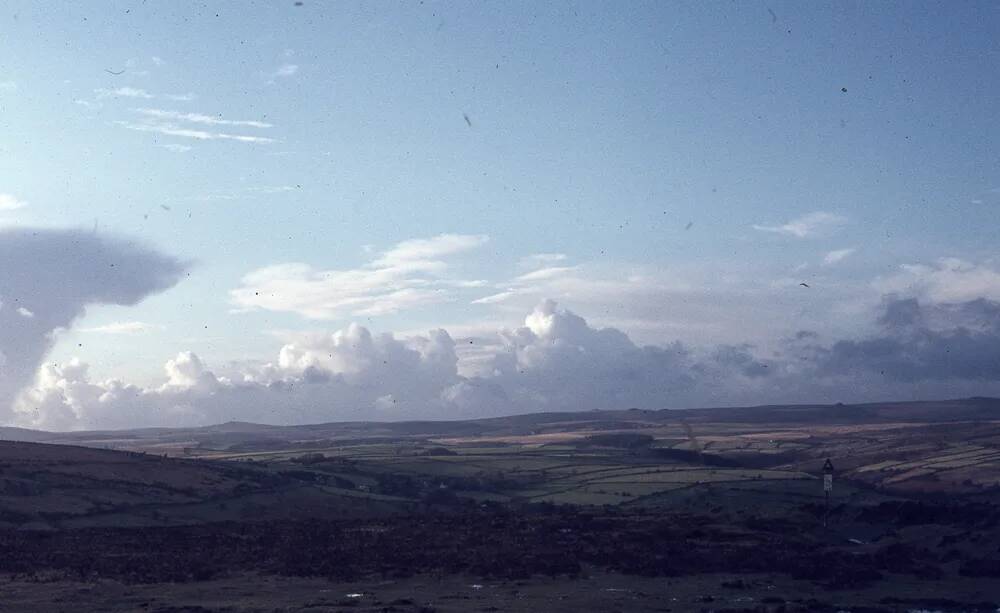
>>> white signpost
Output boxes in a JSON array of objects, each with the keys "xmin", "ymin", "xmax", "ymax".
[{"xmin": 822, "ymin": 458, "xmax": 835, "ymax": 528}]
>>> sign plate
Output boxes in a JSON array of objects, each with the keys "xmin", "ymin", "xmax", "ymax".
[{"xmin": 823, "ymin": 474, "xmax": 833, "ymax": 492}]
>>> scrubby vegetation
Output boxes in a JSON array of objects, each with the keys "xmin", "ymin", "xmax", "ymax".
[{"xmin": 0, "ymin": 506, "xmax": 958, "ymax": 588}]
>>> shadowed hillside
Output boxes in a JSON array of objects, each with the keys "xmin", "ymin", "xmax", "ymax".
[{"xmin": 0, "ymin": 441, "xmax": 410, "ymax": 530}]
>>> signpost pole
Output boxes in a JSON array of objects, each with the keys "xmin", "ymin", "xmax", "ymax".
[{"xmin": 822, "ymin": 458, "xmax": 835, "ymax": 530}]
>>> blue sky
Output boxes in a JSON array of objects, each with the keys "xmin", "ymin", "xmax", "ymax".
[{"xmin": 2, "ymin": 1, "xmax": 1000, "ymax": 428}]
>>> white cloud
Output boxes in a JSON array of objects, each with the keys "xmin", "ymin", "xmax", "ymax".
[
  {"xmin": 16, "ymin": 307, "xmax": 33, "ymax": 318},
  {"xmin": 162, "ymin": 351, "xmax": 220, "ymax": 392},
  {"xmin": 448, "ymin": 279, "xmax": 489, "ymax": 288},
  {"xmin": 875, "ymin": 258, "xmax": 1000, "ymax": 304},
  {"xmin": 81, "ymin": 321, "xmax": 159, "ymax": 335},
  {"xmin": 519, "ymin": 253, "xmax": 567, "ymax": 268},
  {"xmin": 16, "ymin": 359, "xmax": 104, "ymax": 431},
  {"xmin": 160, "ymin": 143, "xmax": 192, "ymax": 153},
  {"xmin": 116, "ymin": 121, "xmax": 275, "ymax": 144},
  {"xmin": 752, "ymin": 211, "xmax": 847, "ymax": 238},
  {"xmin": 9, "ymin": 301, "xmax": 750, "ymax": 429},
  {"xmin": 231, "ymin": 234, "xmax": 490, "ymax": 320},
  {"xmin": 514, "ymin": 266, "xmax": 577, "ymax": 283},
  {"xmin": 86, "ymin": 85, "xmax": 194, "ymax": 104},
  {"xmin": 151, "ymin": 56, "xmax": 166, "ymax": 66},
  {"xmin": 0, "ymin": 194, "xmax": 27, "ymax": 211},
  {"xmin": 163, "ymin": 93, "xmax": 196, "ymax": 102},
  {"xmin": 117, "ymin": 106, "xmax": 275, "ymax": 144},
  {"xmin": 272, "ymin": 64, "xmax": 299, "ymax": 77},
  {"xmin": 133, "ymin": 108, "xmax": 272, "ymax": 128},
  {"xmin": 0, "ymin": 81, "xmax": 16, "ymax": 91},
  {"xmin": 14, "ymin": 322, "xmax": 464, "ymax": 429},
  {"xmin": 472, "ymin": 291, "xmax": 517, "ymax": 305},
  {"xmin": 373, "ymin": 234, "xmax": 488, "ymax": 268},
  {"xmin": 95, "ymin": 87, "xmax": 154, "ymax": 100},
  {"xmin": 14, "ymin": 291, "xmax": 1000, "ymax": 431},
  {"xmin": 823, "ymin": 247, "xmax": 855, "ymax": 265}
]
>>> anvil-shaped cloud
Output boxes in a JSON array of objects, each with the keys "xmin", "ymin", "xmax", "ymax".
[{"xmin": 0, "ymin": 228, "xmax": 186, "ymax": 420}]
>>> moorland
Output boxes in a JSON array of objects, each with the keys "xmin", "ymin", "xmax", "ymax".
[{"xmin": 1, "ymin": 398, "xmax": 999, "ymax": 611}]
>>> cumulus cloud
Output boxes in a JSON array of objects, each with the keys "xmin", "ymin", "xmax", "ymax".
[
  {"xmin": 476, "ymin": 299, "xmax": 700, "ymax": 411},
  {"xmin": 12, "ymin": 300, "xmax": 769, "ymax": 429},
  {"xmin": 17, "ymin": 359, "xmax": 105, "ymax": 431},
  {"xmin": 231, "ymin": 234, "xmax": 489, "ymax": 320},
  {"xmin": 0, "ymin": 228, "xmax": 186, "ymax": 421},
  {"xmin": 752, "ymin": 211, "xmax": 847, "ymax": 238},
  {"xmin": 162, "ymin": 351, "xmax": 222, "ymax": 393},
  {"xmin": 14, "ymin": 290, "xmax": 1000, "ymax": 431},
  {"xmin": 15, "ymin": 324, "xmax": 463, "ymax": 429}
]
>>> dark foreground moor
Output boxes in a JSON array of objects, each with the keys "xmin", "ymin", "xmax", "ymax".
[{"xmin": 2, "ymin": 504, "xmax": 1000, "ymax": 611}]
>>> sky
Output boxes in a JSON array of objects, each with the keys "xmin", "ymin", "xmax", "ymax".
[{"xmin": 2, "ymin": 1, "xmax": 1000, "ymax": 430}]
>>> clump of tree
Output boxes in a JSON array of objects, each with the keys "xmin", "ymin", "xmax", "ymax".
[
  {"xmin": 289, "ymin": 452, "xmax": 327, "ymax": 465},
  {"xmin": 652, "ymin": 448, "xmax": 743, "ymax": 467},
  {"xmin": 581, "ymin": 433, "xmax": 655, "ymax": 449},
  {"xmin": 417, "ymin": 446, "xmax": 458, "ymax": 456}
]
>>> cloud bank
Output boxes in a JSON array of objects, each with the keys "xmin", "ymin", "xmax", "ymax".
[{"xmin": 15, "ymin": 291, "xmax": 1000, "ymax": 430}]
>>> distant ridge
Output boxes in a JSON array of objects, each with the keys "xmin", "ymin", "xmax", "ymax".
[
  {"xmin": 0, "ymin": 426, "xmax": 54, "ymax": 442},
  {"xmin": 3, "ymin": 397, "xmax": 998, "ymax": 450}
]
